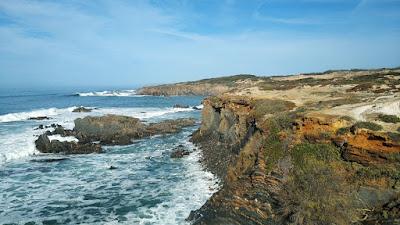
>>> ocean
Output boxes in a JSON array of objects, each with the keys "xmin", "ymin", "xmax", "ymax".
[{"xmin": 0, "ymin": 87, "xmax": 218, "ymax": 225}]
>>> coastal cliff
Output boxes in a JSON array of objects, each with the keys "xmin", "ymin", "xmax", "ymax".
[
  {"xmin": 138, "ymin": 68, "xmax": 400, "ymax": 224},
  {"xmin": 188, "ymin": 95, "xmax": 399, "ymax": 224},
  {"xmin": 170, "ymin": 69, "xmax": 400, "ymax": 225}
]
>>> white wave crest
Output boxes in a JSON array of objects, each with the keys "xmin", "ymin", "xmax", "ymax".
[
  {"xmin": 195, "ymin": 104, "xmax": 204, "ymax": 109},
  {"xmin": 0, "ymin": 127, "xmax": 39, "ymax": 165},
  {"xmin": 0, "ymin": 107, "xmax": 76, "ymax": 123},
  {"xmin": 48, "ymin": 135, "xmax": 79, "ymax": 143},
  {"xmin": 76, "ymin": 90, "xmax": 143, "ymax": 97}
]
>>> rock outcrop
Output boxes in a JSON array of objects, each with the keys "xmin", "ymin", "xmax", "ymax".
[
  {"xmin": 35, "ymin": 134, "xmax": 102, "ymax": 154},
  {"xmin": 35, "ymin": 115, "xmax": 197, "ymax": 154},
  {"xmin": 74, "ymin": 115, "xmax": 196, "ymax": 145}
]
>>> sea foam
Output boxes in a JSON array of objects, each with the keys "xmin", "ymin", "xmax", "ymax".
[
  {"xmin": 76, "ymin": 90, "xmax": 144, "ymax": 97},
  {"xmin": 0, "ymin": 107, "xmax": 76, "ymax": 123}
]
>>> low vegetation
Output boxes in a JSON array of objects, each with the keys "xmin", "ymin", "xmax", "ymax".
[
  {"xmin": 355, "ymin": 165, "xmax": 400, "ymax": 180},
  {"xmin": 258, "ymin": 71, "xmax": 400, "ymax": 92},
  {"xmin": 378, "ymin": 114, "xmax": 400, "ymax": 123},
  {"xmin": 281, "ymin": 142, "xmax": 355, "ymax": 224},
  {"xmin": 187, "ymin": 74, "xmax": 258, "ymax": 86},
  {"xmin": 261, "ymin": 112, "xmax": 297, "ymax": 173},
  {"xmin": 352, "ymin": 121, "xmax": 383, "ymax": 131},
  {"xmin": 251, "ymin": 99, "xmax": 295, "ymax": 120}
]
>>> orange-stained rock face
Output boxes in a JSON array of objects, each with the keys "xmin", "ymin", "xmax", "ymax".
[
  {"xmin": 343, "ymin": 130, "xmax": 400, "ymax": 165},
  {"xmin": 294, "ymin": 114, "xmax": 400, "ymax": 165},
  {"xmin": 294, "ymin": 114, "xmax": 350, "ymax": 143}
]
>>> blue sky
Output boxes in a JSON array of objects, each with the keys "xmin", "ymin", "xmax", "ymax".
[{"xmin": 0, "ymin": 0, "xmax": 399, "ymax": 87}]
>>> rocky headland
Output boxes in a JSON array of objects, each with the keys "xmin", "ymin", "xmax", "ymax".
[{"xmin": 141, "ymin": 68, "xmax": 400, "ymax": 224}]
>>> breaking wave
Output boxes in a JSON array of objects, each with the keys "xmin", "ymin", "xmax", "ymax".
[{"xmin": 76, "ymin": 90, "xmax": 144, "ymax": 97}]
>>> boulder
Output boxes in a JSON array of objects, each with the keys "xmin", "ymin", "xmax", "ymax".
[
  {"xmin": 35, "ymin": 134, "xmax": 102, "ymax": 154},
  {"xmin": 72, "ymin": 107, "xmax": 92, "ymax": 113},
  {"xmin": 74, "ymin": 115, "xmax": 147, "ymax": 145},
  {"xmin": 170, "ymin": 146, "xmax": 190, "ymax": 158}
]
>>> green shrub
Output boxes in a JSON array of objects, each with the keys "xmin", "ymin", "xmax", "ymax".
[
  {"xmin": 397, "ymin": 127, "xmax": 400, "ymax": 133},
  {"xmin": 355, "ymin": 166, "xmax": 400, "ymax": 180},
  {"xmin": 291, "ymin": 143, "xmax": 341, "ymax": 169},
  {"xmin": 387, "ymin": 132, "xmax": 400, "ymax": 143},
  {"xmin": 353, "ymin": 121, "xmax": 383, "ymax": 131},
  {"xmin": 262, "ymin": 112, "xmax": 298, "ymax": 173},
  {"xmin": 378, "ymin": 114, "xmax": 400, "ymax": 123},
  {"xmin": 340, "ymin": 116, "xmax": 354, "ymax": 122},
  {"xmin": 336, "ymin": 127, "xmax": 350, "ymax": 135}
]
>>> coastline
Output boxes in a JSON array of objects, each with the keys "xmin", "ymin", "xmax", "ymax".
[{"xmin": 140, "ymin": 68, "xmax": 400, "ymax": 224}]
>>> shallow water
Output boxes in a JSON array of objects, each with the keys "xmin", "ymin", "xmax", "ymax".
[{"xmin": 0, "ymin": 88, "xmax": 217, "ymax": 224}]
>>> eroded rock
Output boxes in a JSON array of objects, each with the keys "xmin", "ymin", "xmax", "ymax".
[{"xmin": 35, "ymin": 134, "xmax": 102, "ymax": 154}]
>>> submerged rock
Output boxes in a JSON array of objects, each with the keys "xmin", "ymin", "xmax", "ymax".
[
  {"xmin": 28, "ymin": 116, "xmax": 50, "ymax": 120},
  {"xmin": 173, "ymin": 104, "xmax": 190, "ymax": 108},
  {"xmin": 146, "ymin": 118, "xmax": 196, "ymax": 136},
  {"xmin": 30, "ymin": 158, "xmax": 69, "ymax": 163},
  {"xmin": 72, "ymin": 106, "xmax": 92, "ymax": 113}
]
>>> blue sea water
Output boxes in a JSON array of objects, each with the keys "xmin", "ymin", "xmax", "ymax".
[{"xmin": 0, "ymin": 87, "xmax": 218, "ymax": 225}]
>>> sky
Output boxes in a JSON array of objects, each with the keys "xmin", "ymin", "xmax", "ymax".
[{"xmin": 0, "ymin": 0, "xmax": 399, "ymax": 88}]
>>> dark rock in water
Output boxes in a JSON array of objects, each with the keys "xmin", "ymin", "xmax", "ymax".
[
  {"xmin": 173, "ymin": 104, "xmax": 190, "ymax": 108},
  {"xmin": 52, "ymin": 126, "xmax": 75, "ymax": 136},
  {"xmin": 28, "ymin": 116, "xmax": 50, "ymax": 120},
  {"xmin": 170, "ymin": 146, "xmax": 190, "ymax": 158},
  {"xmin": 74, "ymin": 115, "xmax": 196, "ymax": 145},
  {"xmin": 192, "ymin": 106, "xmax": 202, "ymax": 110},
  {"xmin": 30, "ymin": 158, "xmax": 69, "ymax": 163},
  {"xmin": 72, "ymin": 106, "xmax": 92, "ymax": 113},
  {"xmin": 34, "ymin": 125, "xmax": 45, "ymax": 130},
  {"xmin": 108, "ymin": 166, "xmax": 117, "ymax": 170},
  {"xmin": 35, "ymin": 134, "xmax": 102, "ymax": 154},
  {"xmin": 74, "ymin": 115, "xmax": 146, "ymax": 145}
]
